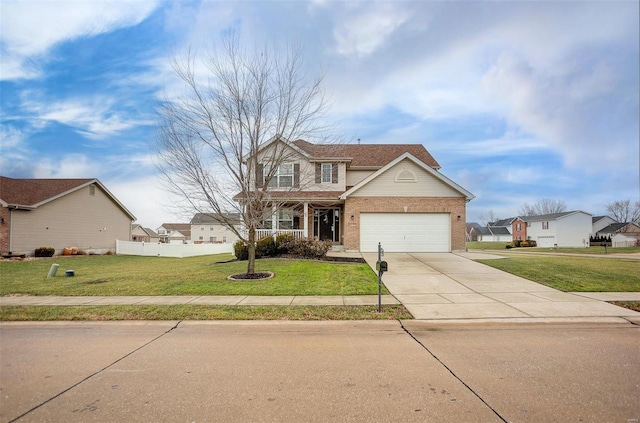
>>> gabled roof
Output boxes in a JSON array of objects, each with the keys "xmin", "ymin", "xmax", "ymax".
[
  {"xmin": 191, "ymin": 212, "xmax": 242, "ymax": 225},
  {"xmin": 592, "ymin": 215, "xmax": 615, "ymax": 224},
  {"xmin": 489, "ymin": 217, "xmax": 517, "ymax": 227},
  {"xmin": 340, "ymin": 152, "xmax": 474, "ymax": 201},
  {"xmin": 132, "ymin": 224, "xmax": 159, "ymax": 237},
  {"xmin": 476, "ymin": 226, "xmax": 511, "ymax": 236},
  {"xmin": 597, "ymin": 222, "xmax": 640, "ymax": 234},
  {"xmin": 0, "ymin": 176, "xmax": 136, "ymax": 220},
  {"xmin": 519, "ymin": 211, "xmax": 591, "ymax": 222},
  {"xmin": 292, "ymin": 140, "xmax": 440, "ymax": 169},
  {"xmin": 159, "ymin": 223, "xmax": 191, "ymax": 232}
]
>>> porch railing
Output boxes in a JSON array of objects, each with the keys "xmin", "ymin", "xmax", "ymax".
[{"xmin": 255, "ymin": 229, "xmax": 306, "ymax": 240}]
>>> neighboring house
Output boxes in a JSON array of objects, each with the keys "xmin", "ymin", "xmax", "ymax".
[
  {"xmin": 592, "ymin": 216, "xmax": 617, "ymax": 234},
  {"xmin": 131, "ymin": 224, "xmax": 160, "ymax": 243},
  {"xmin": 190, "ymin": 213, "xmax": 242, "ymax": 244},
  {"xmin": 475, "ymin": 226, "xmax": 512, "ymax": 242},
  {"xmin": 156, "ymin": 223, "xmax": 191, "ymax": 243},
  {"xmin": 237, "ymin": 137, "xmax": 474, "ymax": 253},
  {"xmin": 596, "ymin": 222, "xmax": 640, "ymax": 247},
  {"xmin": 0, "ymin": 176, "xmax": 135, "ymax": 256},
  {"xmin": 519, "ymin": 211, "xmax": 592, "ymax": 248}
]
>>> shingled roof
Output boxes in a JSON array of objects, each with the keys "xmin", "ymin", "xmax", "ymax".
[
  {"xmin": 0, "ymin": 176, "xmax": 136, "ymax": 219},
  {"xmin": 0, "ymin": 176, "xmax": 94, "ymax": 207},
  {"xmin": 292, "ymin": 140, "xmax": 440, "ymax": 169}
]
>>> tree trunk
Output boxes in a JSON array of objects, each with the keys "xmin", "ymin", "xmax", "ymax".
[{"xmin": 247, "ymin": 226, "xmax": 256, "ymax": 274}]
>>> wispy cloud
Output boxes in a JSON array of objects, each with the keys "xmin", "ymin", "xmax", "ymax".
[{"xmin": 0, "ymin": 0, "xmax": 160, "ymax": 80}]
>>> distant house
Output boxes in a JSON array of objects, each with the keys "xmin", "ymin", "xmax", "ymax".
[
  {"xmin": 156, "ymin": 223, "xmax": 191, "ymax": 243},
  {"xmin": 470, "ymin": 218, "xmax": 514, "ymax": 242},
  {"xmin": 592, "ymin": 216, "xmax": 617, "ymax": 235},
  {"xmin": 0, "ymin": 176, "xmax": 135, "ymax": 256},
  {"xmin": 472, "ymin": 226, "xmax": 511, "ymax": 242},
  {"xmin": 190, "ymin": 213, "xmax": 242, "ymax": 244},
  {"xmin": 597, "ymin": 222, "xmax": 640, "ymax": 247},
  {"xmin": 131, "ymin": 224, "xmax": 160, "ymax": 243},
  {"xmin": 466, "ymin": 223, "xmax": 482, "ymax": 241},
  {"xmin": 519, "ymin": 211, "xmax": 592, "ymax": 248}
]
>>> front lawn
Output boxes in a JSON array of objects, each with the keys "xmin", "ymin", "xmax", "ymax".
[
  {"xmin": 476, "ymin": 256, "xmax": 640, "ymax": 292},
  {"xmin": 0, "ymin": 254, "xmax": 383, "ymax": 296}
]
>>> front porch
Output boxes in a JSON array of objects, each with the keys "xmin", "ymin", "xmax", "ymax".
[{"xmin": 258, "ymin": 202, "xmax": 344, "ymax": 245}]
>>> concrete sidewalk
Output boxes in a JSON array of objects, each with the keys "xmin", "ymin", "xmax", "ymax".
[{"xmin": 362, "ymin": 252, "xmax": 640, "ymax": 323}]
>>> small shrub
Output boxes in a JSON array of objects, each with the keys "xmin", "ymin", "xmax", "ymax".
[
  {"xmin": 275, "ymin": 233, "xmax": 294, "ymax": 255},
  {"xmin": 256, "ymin": 236, "xmax": 276, "ymax": 258},
  {"xmin": 234, "ymin": 241, "xmax": 249, "ymax": 260},
  {"xmin": 513, "ymin": 239, "xmax": 521, "ymax": 248},
  {"xmin": 280, "ymin": 237, "xmax": 332, "ymax": 259},
  {"xmin": 34, "ymin": 247, "xmax": 55, "ymax": 257},
  {"xmin": 520, "ymin": 241, "xmax": 530, "ymax": 247},
  {"xmin": 505, "ymin": 244, "xmax": 513, "ymax": 249},
  {"xmin": 529, "ymin": 240, "xmax": 537, "ymax": 247}
]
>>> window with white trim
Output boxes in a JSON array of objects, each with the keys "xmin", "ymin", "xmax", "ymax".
[
  {"xmin": 321, "ymin": 163, "xmax": 332, "ymax": 183},
  {"xmin": 542, "ymin": 221, "xmax": 549, "ymax": 230},
  {"xmin": 266, "ymin": 163, "xmax": 294, "ymax": 188}
]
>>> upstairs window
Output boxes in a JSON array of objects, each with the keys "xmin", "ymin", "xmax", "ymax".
[
  {"xmin": 542, "ymin": 221, "xmax": 549, "ymax": 230},
  {"xmin": 265, "ymin": 163, "xmax": 295, "ymax": 188},
  {"xmin": 321, "ymin": 163, "xmax": 332, "ymax": 183}
]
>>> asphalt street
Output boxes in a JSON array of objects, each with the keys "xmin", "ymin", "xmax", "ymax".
[{"xmin": 1, "ymin": 320, "xmax": 638, "ymax": 423}]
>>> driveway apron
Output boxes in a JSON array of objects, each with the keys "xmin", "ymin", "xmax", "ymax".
[{"xmin": 363, "ymin": 252, "xmax": 640, "ymax": 321}]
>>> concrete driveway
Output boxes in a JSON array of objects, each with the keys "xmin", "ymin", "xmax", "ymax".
[{"xmin": 363, "ymin": 252, "xmax": 640, "ymax": 322}]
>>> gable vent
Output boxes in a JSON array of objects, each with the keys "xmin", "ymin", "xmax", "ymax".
[{"xmin": 395, "ymin": 169, "xmax": 417, "ymax": 182}]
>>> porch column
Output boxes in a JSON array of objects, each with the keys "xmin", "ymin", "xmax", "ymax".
[
  {"xmin": 272, "ymin": 204, "xmax": 277, "ymax": 236},
  {"xmin": 303, "ymin": 203, "xmax": 309, "ymax": 239}
]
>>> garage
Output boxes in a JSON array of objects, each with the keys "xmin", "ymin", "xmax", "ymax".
[{"xmin": 360, "ymin": 213, "xmax": 450, "ymax": 253}]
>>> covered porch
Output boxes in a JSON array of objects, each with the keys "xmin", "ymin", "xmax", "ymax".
[{"xmin": 258, "ymin": 201, "xmax": 345, "ymax": 245}]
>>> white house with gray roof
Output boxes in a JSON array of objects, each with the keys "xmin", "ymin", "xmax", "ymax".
[{"xmin": 520, "ymin": 211, "xmax": 592, "ymax": 248}]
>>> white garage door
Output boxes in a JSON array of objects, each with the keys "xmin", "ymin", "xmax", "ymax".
[{"xmin": 360, "ymin": 213, "xmax": 450, "ymax": 253}]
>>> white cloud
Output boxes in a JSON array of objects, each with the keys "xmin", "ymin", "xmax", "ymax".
[
  {"xmin": 32, "ymin": 154, "xmax": 97, "ymax": 178},
  {"xmin": 332, "ymin": 2, "xmax": 410, "ymax": 57},
  {"xmin": 0, "ymin": 0, "xmax": 160, "ymax": 80},
  {"xmin": 20, "ymin": 95, "xmax": 153, "ymax": 140}
]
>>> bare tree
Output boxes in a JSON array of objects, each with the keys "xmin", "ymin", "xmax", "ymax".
[
  {"xmin": 479, "ymin": 210, "xmax": 500, "ymax": 226},
  {"xmin": 518, "ymin": 199, "xmax": 567, "ymax": 216},
  {"xmin": 606, "ymin": 200, "xmax": 640, "ymax": 223},
  {"xmin": 156, "ymin": 35, "xmax": 331, "ymax": 274}
]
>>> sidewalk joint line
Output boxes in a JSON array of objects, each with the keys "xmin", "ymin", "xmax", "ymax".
[
  {"xmin": 398, "ymin": 319, "xmax": 508, "ymax": 423},
  {"xmin": 8, "ymin": 321, "xmax": 182, "ymax": 423}
]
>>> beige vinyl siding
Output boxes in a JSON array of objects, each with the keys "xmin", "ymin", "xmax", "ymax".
[
  {"xmin": 257, "ymin": 142, "xmax": 347, "ymax": 191},
  {"xmin": 346, "ymin": 170, "xmax": 374, "ymax": 187},
  {"xmin": 350, "ymin": 159, "xmax": 462, "ymax": 198},
  {"xmin": 10, "ymin": 184, "xmax": 131, "ymax": 255}
]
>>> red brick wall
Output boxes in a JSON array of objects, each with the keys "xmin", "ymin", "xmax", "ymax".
[
  {"xmin": 0, "ymin": 207, "xmax": 10, "ymax": 253},
  {"xmin": 343, "ymin": 197, "xmax": 467, "ymax": 251},
  {"xmin": 512, "ymin": 219, "xmax": 526, "ymax": 241}
]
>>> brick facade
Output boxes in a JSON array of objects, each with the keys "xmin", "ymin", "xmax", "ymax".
[
  {"xmin": 0, "ymin": 207, "xmax": 9, "ymax": 253},
  {"xmin": 343, "ymin": 196, "xmax": 467, "ymax": 251},
  {"xmin": 511, "ymin": 218, "xmax": 526, "ymax": 241}
]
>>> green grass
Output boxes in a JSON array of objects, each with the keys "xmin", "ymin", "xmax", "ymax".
[
  {"xmin": 0, "ymin": 254, "xmax": 384, "ymax": 296},
  {"xmin": 467, "ymin": 241, "xmax": 640, "ymax": 254},
  {"xmin": 476, "ymin": 256, "xmax": 640, "ymax": 292},
  {"xmin": 466, "ymin": 242, "xmax": 509, "ymax": 250},
  {"xmin": 0, "ymin": 305, "xmax": 412, "ymax": 321}
]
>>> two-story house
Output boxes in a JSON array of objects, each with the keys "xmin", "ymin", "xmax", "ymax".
[
  {"xmin": 190, "ymin": 213, "xmax": 242, "ymax": 244},
  {"xmin": 243, "ymin": 137, "xmax": 474, "ymax": 253},
  {"xmin": 156, "ymin": 223, "xmax": 191, "ymax": 243},
  {"xmin": 516, "ymin": 211, "xmax": 592, "ymax": 248}
]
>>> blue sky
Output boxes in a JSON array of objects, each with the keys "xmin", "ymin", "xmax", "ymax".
[{"xmin": 1, "ymin": 0, "xmax": 638, "ymax": 228}]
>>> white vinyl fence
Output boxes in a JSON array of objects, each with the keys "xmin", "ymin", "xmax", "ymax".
[{"xmin": 116, "ymin": 240, "xmax": 234, "ymax": 258}]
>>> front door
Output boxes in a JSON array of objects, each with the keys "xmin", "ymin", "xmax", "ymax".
[{"xmin": 315, "ymin": 209, "xmax": 340, "ymax": 243}]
